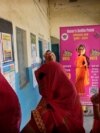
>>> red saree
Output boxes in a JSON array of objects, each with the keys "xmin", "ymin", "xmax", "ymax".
[
  {"xmin": 91, "ymin": 120, "xmax": 100, "ymax": 133},
  {"xmin": 21, "ymin": 62, "xmax": 85, "ymax": 133},
  {"xmin": 0, "ymin": 73, "xmax": 21, "ymax": 133},
  {"xmin": 91, "ymin": 91, "xmax": 100, "ymax": 133}
]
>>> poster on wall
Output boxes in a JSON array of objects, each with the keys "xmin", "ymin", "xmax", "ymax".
[
  {"xmin": 2, "ymin": 33, "xmax": 13, "ymax": 63},
  {"xmin": 3, "ymin": 64, "xmax": 15, "ymax": 90},
  {"xmin": 60, "ymin": 25, "xmax": 100, "ymax": 105},
  {"xmin": 0, "ymin": 33, "xmax": 2, "ymax": 70},
  {"xmin": 30, "ymin": 33, "xmax": 38, "ymax": 87},
  {"xmin": 0, "ymin": 33, "xmax": 2, "ymax": 61},
  {"xmin": 30, "ymin": 33, "xmax": 37, "ymax": 66}
]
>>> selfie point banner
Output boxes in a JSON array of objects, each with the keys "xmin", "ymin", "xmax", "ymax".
[{"xmin": 60, "ymin": 25, "xmax": 100, "ymax": 105}]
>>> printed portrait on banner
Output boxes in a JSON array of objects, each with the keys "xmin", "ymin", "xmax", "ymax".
[{"xmin": 60, "ymin": 25, "xmax": 100, "ymax": 105}]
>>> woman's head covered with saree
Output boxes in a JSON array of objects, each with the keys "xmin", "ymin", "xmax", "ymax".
[
  {"xmin": 35, "ymin": 61, "xmax": 85, "ymax": 133},
  {"xmin": 0, "ymin": 73, "xmax": 21, "ymax": 133},
  {"xmin": 44, "ymin": 50, "xmax": 56, "ymax": 63}
]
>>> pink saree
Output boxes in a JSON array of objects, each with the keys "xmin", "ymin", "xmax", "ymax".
[
  {"xmin": 21, "ymin": 62, "xmax": 85, "ymax": 133},
  {"xmin": 0, "ymin": 73, "xmax": 21, "ymax": 133}
]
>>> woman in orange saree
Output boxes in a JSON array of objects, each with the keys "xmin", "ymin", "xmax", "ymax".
[
  {"xmin": 75, "ymin": 44, "xmax": 89, "ymax": 95},
  {"xmin": 21, "ymin": 61, "xmax": 85, "ymax": 133},
  {"xmin": 0, "ymin": 73, "xmax": 21, "ymax": 133}
]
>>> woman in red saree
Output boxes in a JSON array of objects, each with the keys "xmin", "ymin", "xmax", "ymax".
[
  {"xmin": 21, "ymin": 61, "xmax": 85, "ymax": 133},
  {"xmin": 0, "ymin": 73, "xmax": 21, "ymax": 133},
  {"xmin": 90, "ymin": 91, "xmax": 100, "ymax": 133}
]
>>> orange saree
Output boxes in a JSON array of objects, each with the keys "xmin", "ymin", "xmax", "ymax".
[{"xmin": 75, "ymin": 55, "xmax": 89, "ymax": 94}]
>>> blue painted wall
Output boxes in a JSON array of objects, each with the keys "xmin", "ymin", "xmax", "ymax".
[{"xmin": 15, "ymin": 66, "xmax": 41, "ymax": 130}]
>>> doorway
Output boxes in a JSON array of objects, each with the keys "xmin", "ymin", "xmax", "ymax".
[{"xmin": 51, "ymin": 44, "xmax": 59, "ymax": 62}]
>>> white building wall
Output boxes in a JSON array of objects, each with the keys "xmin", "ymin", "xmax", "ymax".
[
  {"xmin": 0, "ymin": 1, "xmax": 50, "ymax": 129},
  {"xmin": 0, "ymin": 0, "xmax": 50, "ymax": 71},
  {"xmin": 49, "ymin": 0, "xmax": 100, "ymax": 40}
]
